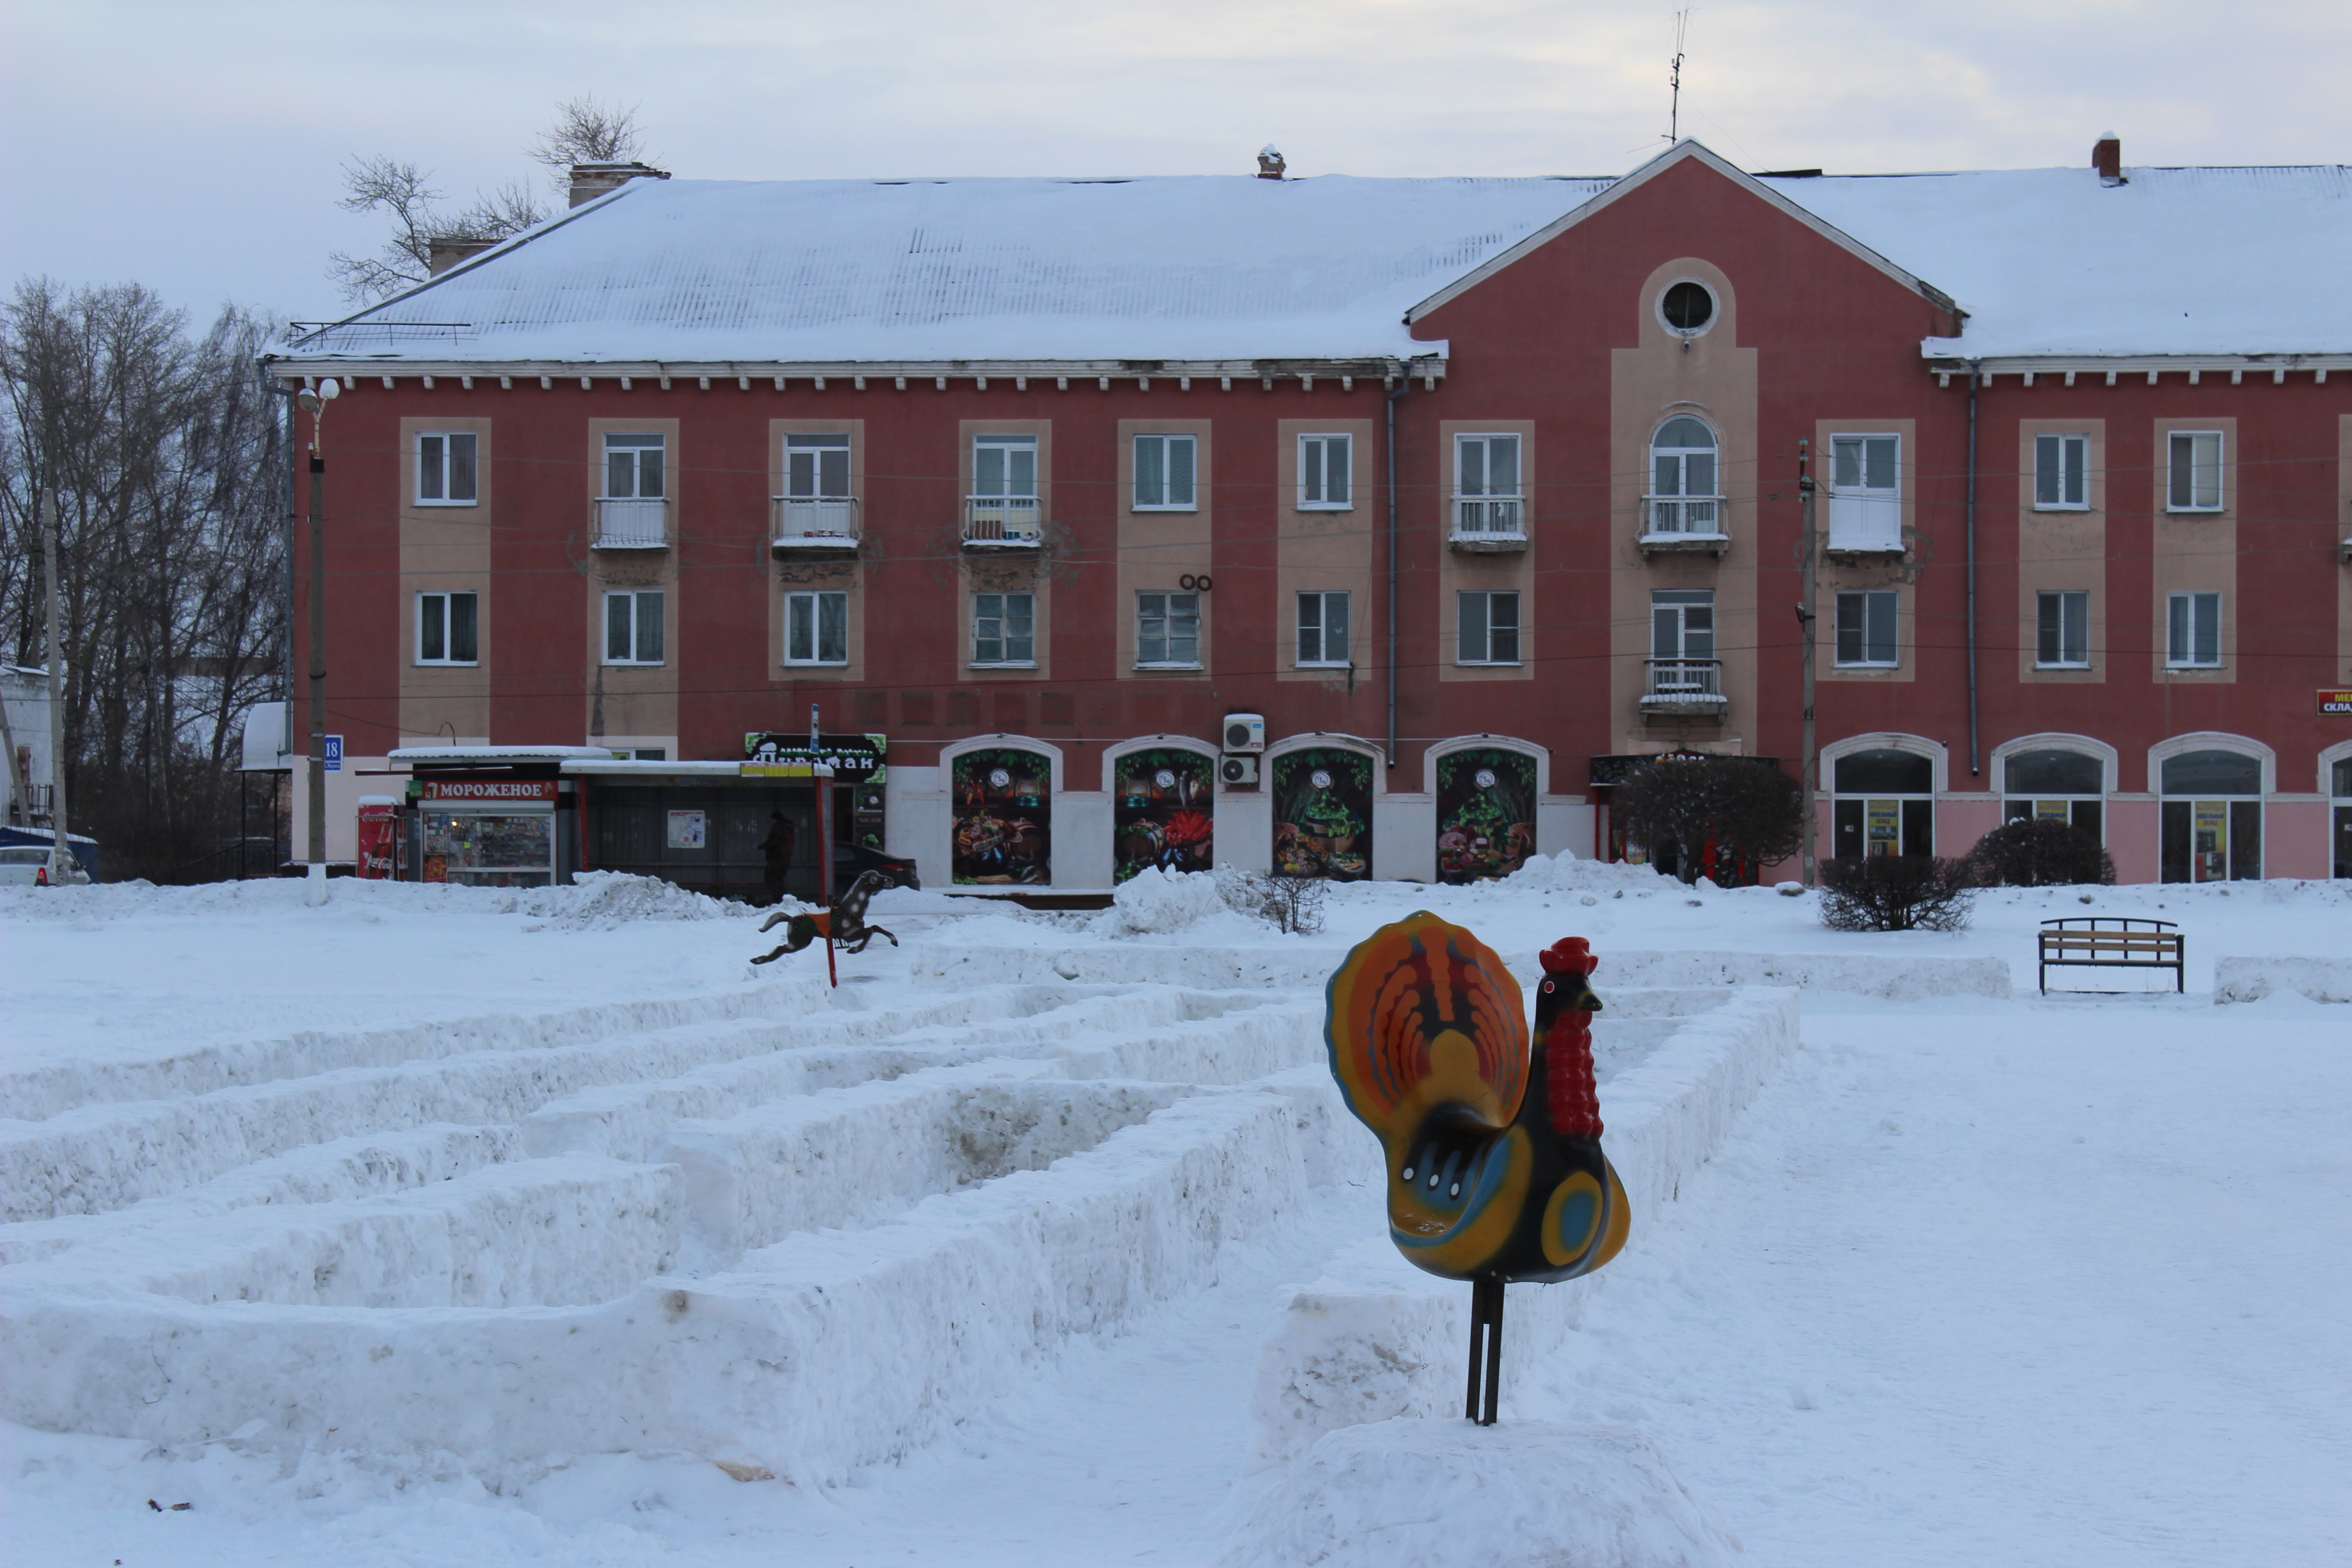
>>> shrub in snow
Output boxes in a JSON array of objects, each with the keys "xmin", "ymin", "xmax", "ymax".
[
  {"xmin": 1965, "ymin": 818, "xmax": 2116, "ymax": 887},
  {"xmin": 1610, "ymin": 753, "xmax": 1803, "ymax": 887},
  {"xmin": 1218, "ymin": 867, "xmax": 1327, "ymax": 935},
  {"xmin": 1816, "ymin": 855, "xmax": 1973, "ymax": 932},
  {"xmin": 1090, "ymin": 867, "xmax": 1227, "ymax": 936}
]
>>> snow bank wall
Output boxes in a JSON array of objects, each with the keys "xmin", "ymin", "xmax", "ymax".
[
  {"xmin": 2213, "ymin": 956, "xmax": 2352, "ymax": 1005},
  {"xmin": 1246, "ymin": 986, "xmax": 1802, "ymax": 1466}
]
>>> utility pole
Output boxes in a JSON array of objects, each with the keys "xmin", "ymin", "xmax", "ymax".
[
  {"xmin": 1795, "ymin": 441, "xmax": 1819, "ymax": 886},
  {"xmin": 296, "ymin": 380, "xmax": 338, "ymax": 894},
  {"xmin": 40, "ymin": 492, "xmax": 74, "ymax": 883}
]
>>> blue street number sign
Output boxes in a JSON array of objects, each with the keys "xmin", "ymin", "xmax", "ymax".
[{"xmin": 323, "ymin": 734, "xmax": 344, "ymax": 772}]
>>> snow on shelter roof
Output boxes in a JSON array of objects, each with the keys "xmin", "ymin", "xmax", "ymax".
[
  {"xmin": 289, "ymin": 175, "xmax": 1615, "ymax": 367},
  {"xmin": 278, "ymin": 152, "xmax": 2352, "ymax": 369}
]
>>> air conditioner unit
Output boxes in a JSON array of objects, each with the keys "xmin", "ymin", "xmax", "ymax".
[
  {"xmin": 1223, "ymin": 713, "xmax": 1266, "ymax": 753},
  {"xmin": 1219, "ymin": 755, "xmax": 1259, "ymax": 786}
]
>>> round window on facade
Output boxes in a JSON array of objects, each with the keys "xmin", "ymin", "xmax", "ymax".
[{"xmin": 1659, "ymin": 279, "xmax": 1717, "ymax": 335}]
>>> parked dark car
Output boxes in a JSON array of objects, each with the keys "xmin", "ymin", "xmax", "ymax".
[{"xmin": 831, "ymin": 841, "xmax": 920, "ymax": 899}]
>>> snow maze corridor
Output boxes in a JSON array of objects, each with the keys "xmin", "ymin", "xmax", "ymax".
[{"xmin": 0, "ymin": 938, "xmax": 1800, "ymax": 1483}]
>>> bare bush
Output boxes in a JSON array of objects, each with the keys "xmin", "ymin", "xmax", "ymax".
[
  {"xmin": 1966, "ymin": 818, "xmax": 2116, "ymax": 887},
  {"xmin": 1219, "ymin": 868, "xmax": 1327, "ymax": 935},
  {"xmin": 1817, "ymin": 855, "xmax": 1975, "ymax": 932}
]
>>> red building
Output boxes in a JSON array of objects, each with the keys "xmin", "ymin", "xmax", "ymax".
[{"xmin": 267, "ymin": 139, "xmax": 2352, "ymax": 892}]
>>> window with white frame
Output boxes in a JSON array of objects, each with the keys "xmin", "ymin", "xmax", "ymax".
[
  {"xmin": 416, "ymin": 432, "xmax": 477, "ymax": 505},
  {"xmin": 416, "ymin": 591, "xmax": 478, "ymax": 664},
  {"xmin": 972, "ymin": 591, "xmax": 1034, "ymax": 665},
  {"xmin": 1457, "ymin": 591, "xmax": 1520, "ymax": 664},
  {"xmin": 1828, "ymin": 434, "xmax": 1901, "ymax": 550},
  {"xmin": 2036, "ymin": 590, "xmax": 2089, "ymax": 667},
  {"xmin": 1834, "ymin": 589, "xmax": 1898, "ymax": 666},
  {"xmin": 1298, "ymin": 434, "xmax": 1352, "ymax": 509},
  {"xmin": 1132, "ymin": 435, "xmax": 1196, "ymax": 510},
  {"xmin": 2167, "ymin": 431, "xmax": 2223, "ymax": 511},
  {"xmin": 973, "ymin": 435, "xmax": 1038, "ymax": 500},
  {"xmin": 2166, "ymin": 591, "xmax": 2221, "ymax": 666},
  {"xmin": 603, "ymin": 433, "xmax": 664, "ymax": 498},
  {"xmin": 1296, "ymin": 590, "xmax": 1350, "ymax": 666},
  {"xmin": 784, "ymin": 590, "xmax": 848, "ymax": 665},
  {"xmin": 1136, "ymin": 591, "xmax": 1200, "ymax": 666},
  {"xmin": 779, "ymin": 433, "xmax": 854, "ymax": 538},
  {"xmin": 1453, "ymin": 433, "xmax": 1522, "ymax": 534},
  {"xmin": 1651, "ymin": 589, "xmax": 1715, "ymax": 662},
  {"xmin": 2034, "ymin": 433, "xmax": 2088, "ymax": 510},
  {"xmin": 603, "ymin": 590, "xmax": 664, "ymax": 665},
  {"xmin": 1646, "ymin": 418, "xmax": 1720, "ymax": 535}
]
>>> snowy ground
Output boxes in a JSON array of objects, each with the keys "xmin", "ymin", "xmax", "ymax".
[{"xmin": 2, "ymin": 865, "xmax": 2347, "ymax": 1566}]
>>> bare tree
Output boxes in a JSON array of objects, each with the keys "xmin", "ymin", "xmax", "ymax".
[
  {"xmin": 327, "ymin": 157, "xmax": 549, "ymax": 303},
  {"xmin": 528, "ymin": 94, "xmax": 649, "ymax": 181},
  {"xmin": 0, "ymin": 279, "xmax": 287, "ymax": 880},
  {"xmin": 1612, "ymin": 753, "xmax": 1803, "ymax": 886}
]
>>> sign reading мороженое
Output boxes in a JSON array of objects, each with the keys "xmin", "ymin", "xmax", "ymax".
[
  {"xmin": 419, "ymin": 779, "xmax": 559, "ymax": 802},
  {"xmin": 2322, "ymin": 689, "xmax": 2352, "ymax": 717}
]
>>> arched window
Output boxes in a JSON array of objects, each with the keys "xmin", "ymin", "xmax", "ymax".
[
  {"xmin": 2002, "ymin": 747, "xmax": 2106, "ymax": 840},
  {"xmin": 2157, "ymin": 748, "xmax": 2262, "ymax": 884},
  {"xmin": 1829, "ymin": 745, "xmax": 1935, "ymax": 858},
  {"xmin": 1646, "ymin": 418, "xmax": 1720, "ymax": 536}
]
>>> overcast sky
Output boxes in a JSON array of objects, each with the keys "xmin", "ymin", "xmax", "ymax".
[{"xmin": 5, "ymin": 0, "xmax": 2346, "ymax": 329}]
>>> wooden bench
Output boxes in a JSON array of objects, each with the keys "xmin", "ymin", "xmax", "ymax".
[{"xmin": 2038, "ymin": 918, "xmax": 2185, "ymax": 994}]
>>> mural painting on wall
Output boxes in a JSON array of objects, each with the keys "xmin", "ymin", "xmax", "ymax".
[
  {"xmin": 1436, "ymin": 747, "xmax": 1539, "ymax": 884},
  {"xmin": 951, "ymin": 748, "xmax": 1051, "ymax": 884},
  {"xmin": 1112, "ymin": 749, "xmax": 1215, "ymax": 883},
  {"xmin": 1272, "ymin": 748, "xmax": 1374, "ymax": 881}
]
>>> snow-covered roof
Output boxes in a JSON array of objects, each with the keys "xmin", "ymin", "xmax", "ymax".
[
  {"xmin": 277, "ymin": 149, "xmax": 2352, "ymax": 371},
  {"xmin": 287, "ymin": 175, "xmax": 1613, "ymax": 368},
  {"xmin": 387, "ymin": 745, "xmax": 621, "ymax": 763},
  {"xmin": 1768, "ymin": 163, "xmax": 2352, "ymax": 361}
]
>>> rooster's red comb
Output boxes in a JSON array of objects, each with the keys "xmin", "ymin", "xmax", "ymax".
[{"xmin": 1540, "ymin": 937, "xmax": 1598, "ymax": 976}]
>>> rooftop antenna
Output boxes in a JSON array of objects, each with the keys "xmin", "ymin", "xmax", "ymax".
[{"xmin": 1667, "ymin": 10, "xmax": 1690, "ymax": 143}]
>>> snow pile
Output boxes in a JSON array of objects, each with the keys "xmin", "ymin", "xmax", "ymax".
[
  {"xmin": 1088, "ymin": 867, "xmax": 1229, "ymax": 936},
  {"xmin": 2214, "ymin": 955, "xmax": 2352, "ymax": 1005},
  {"xmin": 1503, "ymin": 852, "xmax": 1679, "ymax": 897},
  {"xmin": 1219, "ymin": 1418, "xmax": 1739, "ymax": 1568},
  {"xmin": 504, "ymin": 871, "xmax": 754, "ymax": 931}
]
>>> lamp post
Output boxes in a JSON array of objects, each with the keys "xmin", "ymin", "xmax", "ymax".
[{"xmin": 295, "ymin": 378, "xmax": 338, "ymax": 897}]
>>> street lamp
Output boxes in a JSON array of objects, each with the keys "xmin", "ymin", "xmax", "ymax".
[{"xmin": 296, "ymin": 378, "xmax": 338, "ymax": 898}]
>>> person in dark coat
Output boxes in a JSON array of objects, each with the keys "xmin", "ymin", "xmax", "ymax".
[{"xmin": 760, "ymin": 811, "xmax": 795, "ymax": 905}]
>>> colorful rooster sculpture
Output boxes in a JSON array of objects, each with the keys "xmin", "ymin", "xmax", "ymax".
[{"xmin": 1324, "ymin": 912, "xmax": 1629, "ymax": 1423}]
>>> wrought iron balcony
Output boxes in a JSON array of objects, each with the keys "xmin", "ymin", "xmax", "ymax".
[
  {"xmin": 1450, "ymin": 495, "xmax": 1527, "ymax": 551},
  {"xmin": 1640, "ymin": 657, "xmax": 1728, "ymax": 716},
  {"xmin": 592, "ymin": 497, "xmax": 669, "ymax": 549},
  {"xmin": 962, "ymin": 495, "xmax": 1043, "ymax": 548},
  {"xmin": 772, "ymin": 496, "xmax": 861, "ymax": 556}
]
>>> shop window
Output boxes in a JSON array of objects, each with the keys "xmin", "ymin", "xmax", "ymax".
[
  {"xmin": 416, "ymin": 590, "xmax": 478, "ymax": 665},
  {"xmin": 416, "ymin": 431, "xmax": 477, "ymax": 505},
  {"xmin": 1112, "ymin": 748, "xmax": 1214, "ymax": 882},
  {"xmin": 1136, "ymin": 591, "xmax": 1200, "ymax": 667},
  {"xmin": 2037, "ymin": 590, "xmax": 2089, "ymax": 667},
  {"xmin": 972, "ymin": 592, "xmax": 1035, "ymax": 666},
  {"xmin": 2331, "ymin": 758, "xmax": 2352, "ymax": 879},
  {"xmin": 2001, "ymin": 747, "xmax": 2105, "ymax": 838},
  {"xmin": 952, "ymin": 747, "xmax": 1050, "ymax": 884},
  {"xmin": 2034, "ymin": 434, "xmax": 2088, "ymax": 510},
  {"xmin": 1831, "ymin": 745, "xmax": 1934, "ymax": 859},
  {"xmin": 1297, "ymin": 591, "xmax": 1350, "ymax": 667},
  {"xmin": 1457, "ymin": 591, "xmax": 1520, "ymax": 665},
  {"xmin": 1835, "ymin": 590, "xmax": 1898, "ymax": 666},
  {"xmin": 1298, "ymin": 434, "xmax": 1352, "ymax": 509},
  {"xmin": 603, "ymin": 590, "xmax": 663, "ymax": 665},
  {"xmin": 2158, "ymin": 747, "xmax": 2262, "ymax": 882},
  {"xmin": 784, "ymin": 590, "xmax": 848, "ymax": 666},
  {"xmin": 1132, "ymin": 435, "xmax": 1197, "ymax": 510},
  {"xmin": 421, "ymin": 806, "xmax": 554, "ymax": 887}
]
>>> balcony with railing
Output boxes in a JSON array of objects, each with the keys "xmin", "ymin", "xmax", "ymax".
[
  {"xmin": 771, "ymin": 496, "xmax": 861, "ymax": 557},
  {"xmin": 592, "ymin": 497, "xmax": 669, "ymax": 549},
  {"xmin": 962, "ymin": 495, "xmax": 1043, "ymax": 549},
  {"xmin": 1449, "ymin": 495, "xmax": 1527, "ymax": 552},
  {"xmin": 1640, "ymin": 658, "xmax": 1728, "ymax": 718},
  {"xmin": 1637, "ymin": 495, "xmax": 1730, "ymax": 557}
]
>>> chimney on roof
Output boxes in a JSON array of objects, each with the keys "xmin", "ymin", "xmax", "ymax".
[
  {"xmin": 2092, "ymin": 132, "xmax": 2126, "ymax": 187},
  {"xmin": 1256, "ymin": 145, "xmax": 1286, "ymax": 180},
  {"xmin": 569, "ymin": 160, "xmax": 671, "ymax": 209},
  {"xmin": 427, "ymin": 235, "xmax": 501, "ymax": 276}
]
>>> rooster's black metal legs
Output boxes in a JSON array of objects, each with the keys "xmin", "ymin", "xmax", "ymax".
[{"xmin": 1465, "ymin": 1278, "xmax": 1505, "ymax": 1425}]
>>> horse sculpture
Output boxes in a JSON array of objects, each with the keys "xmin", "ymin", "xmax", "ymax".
[{"xmin": 750, "ymin": 869, "xmax": 899, "ymax": 965}]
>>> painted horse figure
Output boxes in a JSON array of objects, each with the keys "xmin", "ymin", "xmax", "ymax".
[{"xmin": 750, "ymin": 869, "xmax": 900, "ymax": 964}]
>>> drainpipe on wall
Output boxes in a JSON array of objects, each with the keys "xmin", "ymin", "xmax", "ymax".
[
  {"xmin": 1385, "ymin": 362, "xmax": 1409, "ymax": 770},
  {"xmin": 1965, "ymin": 359, "xmax": 1982, "ymax": 778}
]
